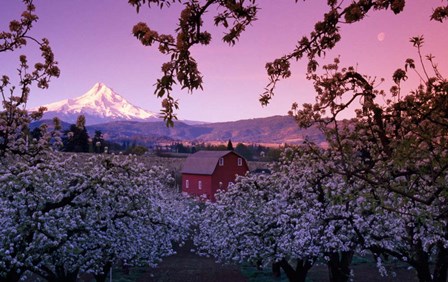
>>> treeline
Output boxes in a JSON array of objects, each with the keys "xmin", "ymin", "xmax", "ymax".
[
  {"xmin": 31, "ymin": 117, "xmax": 283, "ymax": 160},
  {"xmin": 168, "ymin": 140, "xmax": 282, "ymax": 161},
  {"xmin": 31, "ymin": 115, "xmax": 143, "ymax": 154}
]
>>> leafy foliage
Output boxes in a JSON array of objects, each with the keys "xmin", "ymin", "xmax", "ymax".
[
  {"xmin": 129, "ymin": 0, "xmax": 257, "ymax": 125},
  {"xmin": 128, "ymin": 0, "xmax": 447, "ymax": 124},
  {"xmin": 0, "ymin": 0, "xmax": 60, "ymax": 156},
  {"xmin": 1, "ymin": 2, "xmax": 194, "ymax": 281},
  {"xmin": 288, "ymin": 37, "xmax": 448, "ymax": 281},
  {"xmin": 63, "ymin": 115, "xmax": 90, "ymax": 153},
  {"xmin": 1, "ymin": 152, "xmax": 193, "ymax": 281},
  {"xmin": 195, "ymin": 148, "xmax": 359, "ymax": 282},
  {"xmin": 188, "ymin": 18, "xmax": 447, "ymax": 282}
]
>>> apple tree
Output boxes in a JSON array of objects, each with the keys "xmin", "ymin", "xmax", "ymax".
[
  {"xmin": 1, "ymin": 2, "xmax": 195, "ymax": 281},
  {"xmin": 289, "ymin": 38, "xmax": 448, "ymax": 281},
  {"xmin": 129, "ymin": 1, "xmax": 447, "ymax": 281},
  {"xmin": 194, "ymin": 147, "xmax": 364, "ymax": 282}
]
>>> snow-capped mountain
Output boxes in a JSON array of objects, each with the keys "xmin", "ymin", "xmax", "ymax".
[{"xmin": 34, "ymin": 83, "xmax": 160, "ymax": 125}]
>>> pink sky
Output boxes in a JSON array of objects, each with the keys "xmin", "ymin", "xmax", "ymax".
[{"xmin": 1, "ymin": 1, "xmax": 447, "ymax": 122}]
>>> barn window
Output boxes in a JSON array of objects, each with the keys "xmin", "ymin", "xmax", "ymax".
[
  {"xmin": 198, "ymin": 180, "xmax": 202, "ymax": 190},
  {"xmin": 219, "ymin": 158, "xmax": 224, "ymax": 166},
  {"xmin": 237, "ymin": 157, "xmax": 243, "ymax": 166},
  {"xmin": 185, "ymin": 179, "xmax": 189, "ymax": 189}
]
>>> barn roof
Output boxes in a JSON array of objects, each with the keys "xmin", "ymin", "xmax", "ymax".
[{"xmin": 181, "ymin": 150, "xmax": 240, "ymax": 175}]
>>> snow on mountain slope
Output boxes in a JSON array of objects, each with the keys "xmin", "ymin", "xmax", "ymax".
[{"xmin": 35, "ymin": 83, "xmax": 160, "ymax": 124}]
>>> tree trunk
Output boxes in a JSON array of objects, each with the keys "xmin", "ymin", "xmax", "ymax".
[
  {"xmin": 272, "ymin": 261, "xmax": 281, "ymax": 278},
  {"xmin": 278, "ymin": 258, "xmax": 300, "ymax": 282},
  {"xmin": 95, "ymin": 262, "xmax": 112, "ymax": 282},
  {"xmin": 340, "ymin": 251, "xmax": 353, "ymax": 280},
  {"xmin": 433, "ymin": 243, "xmax": 448, "ymax": 282},
  {"xmin": 414, "ymin": 263, "xmax": 433, "ymax": 282},
  {"xmin": 46, "ymin": 265, "xmax": 78, "ymax": 282},
  {"xmin": 412, "ymin": 248, "xmax": 433, "ymax": 282},
  {"xmin": 277, "ymin": 257, "xmax": 314, "ymax": 282},
  {"xmin": 295, "ymin": 258, "xmax": 314, "ymax": 282},
  {"xmin": 327, "ymin": 251, "xmax": 353, "ymax": 282},
  {"xmin": 94, "ymin": 272, "xmax": 108, "ymax": 282}
]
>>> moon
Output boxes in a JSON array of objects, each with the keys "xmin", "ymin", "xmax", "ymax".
[{"xmin": 377, "ymin": 32, "xmax": 385, "ymax": 42}]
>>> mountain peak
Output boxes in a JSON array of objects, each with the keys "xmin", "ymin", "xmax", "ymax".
[
  {"xmin": 77, "ymin": 83, "xmax": 124, "ymax": 104},
  {"xmin": 85, "ymin": 82, "xmax": 115, "ymax": 96},
  {"xmin": 90, "ymin": 82, "xmax": 111, "ymax": 94},
  {"xmin": 35, "ymin": 83, "xmax": 159, "ymax": 125}
]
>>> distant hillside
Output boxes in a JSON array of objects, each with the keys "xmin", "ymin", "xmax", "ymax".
[
  {"xmin": 196, "ymin": 116, "xmax": 324, "ymax": 144},
  {"xmin": 31, "ymin": 115, "xmax": 325, "ymax": 146},
  {"xmin": 29, "ymin": 82, "xmax": 324, "ymax": 145},
  {"xmin": 30, "ymin": 119, "xmax": 72, "ymax": 131},
  {"xmin": 90, "ymin": 120, "xmax": 211, "ymax": 145}
]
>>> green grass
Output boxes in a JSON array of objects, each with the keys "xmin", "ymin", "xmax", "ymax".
[
  {"xmin": 351, "ymin": 255, "xmax": 371, "ymax": 265},
  {"xmin": 240, "ymin": 264, "xmax": 289, "ymax": 282},
  {"xmin": 238, "ymin": 256, "xmax": 377, "ymax": 282},
  {"xmin": 81, "ymin": 267, "xmax": 148, "ymax": 282},
  {"xmin": 111, "ymin": 267, "xmax": 148, "ymax": 282}
]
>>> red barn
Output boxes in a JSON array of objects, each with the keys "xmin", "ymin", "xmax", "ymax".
[{"xmin": 181, "ymin": 150, "xmax": 249, "ymax": 201}]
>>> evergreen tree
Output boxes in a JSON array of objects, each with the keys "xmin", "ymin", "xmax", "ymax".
[
  {"xmin": 226, "ymin": 139, "xmax": 234, "ymax": 151},
  {"xmin": 30, "ymin": 127, "xmax": 42, "ymax": 141},
  {"xmin": 64, "ymin": 115, "xmax": 90, "ymax": 152},
  {"xmin": 92, "ymin": 130, "xmax": 104, "ymax": 153},
  {"xmin": 176, "ymin": 142, "xmax": 189, "ymax": 153},
  {"xmin": 235, "ymin": 143, "xmax": 253, "ymax": 161}
]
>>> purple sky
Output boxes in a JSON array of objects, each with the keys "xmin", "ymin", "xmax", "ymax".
[{"xmin": 1, "ymin": 1, "xmax": 447, "ymax": 122}]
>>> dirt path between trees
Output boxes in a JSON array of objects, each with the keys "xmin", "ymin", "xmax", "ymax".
[
  {"xmin": 138, "ymin": 242, "xmax": 247, "ymax": 282},
  {"xmin": 135, "ymin": 241, "xmax": 417, "ymax": 282}
]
